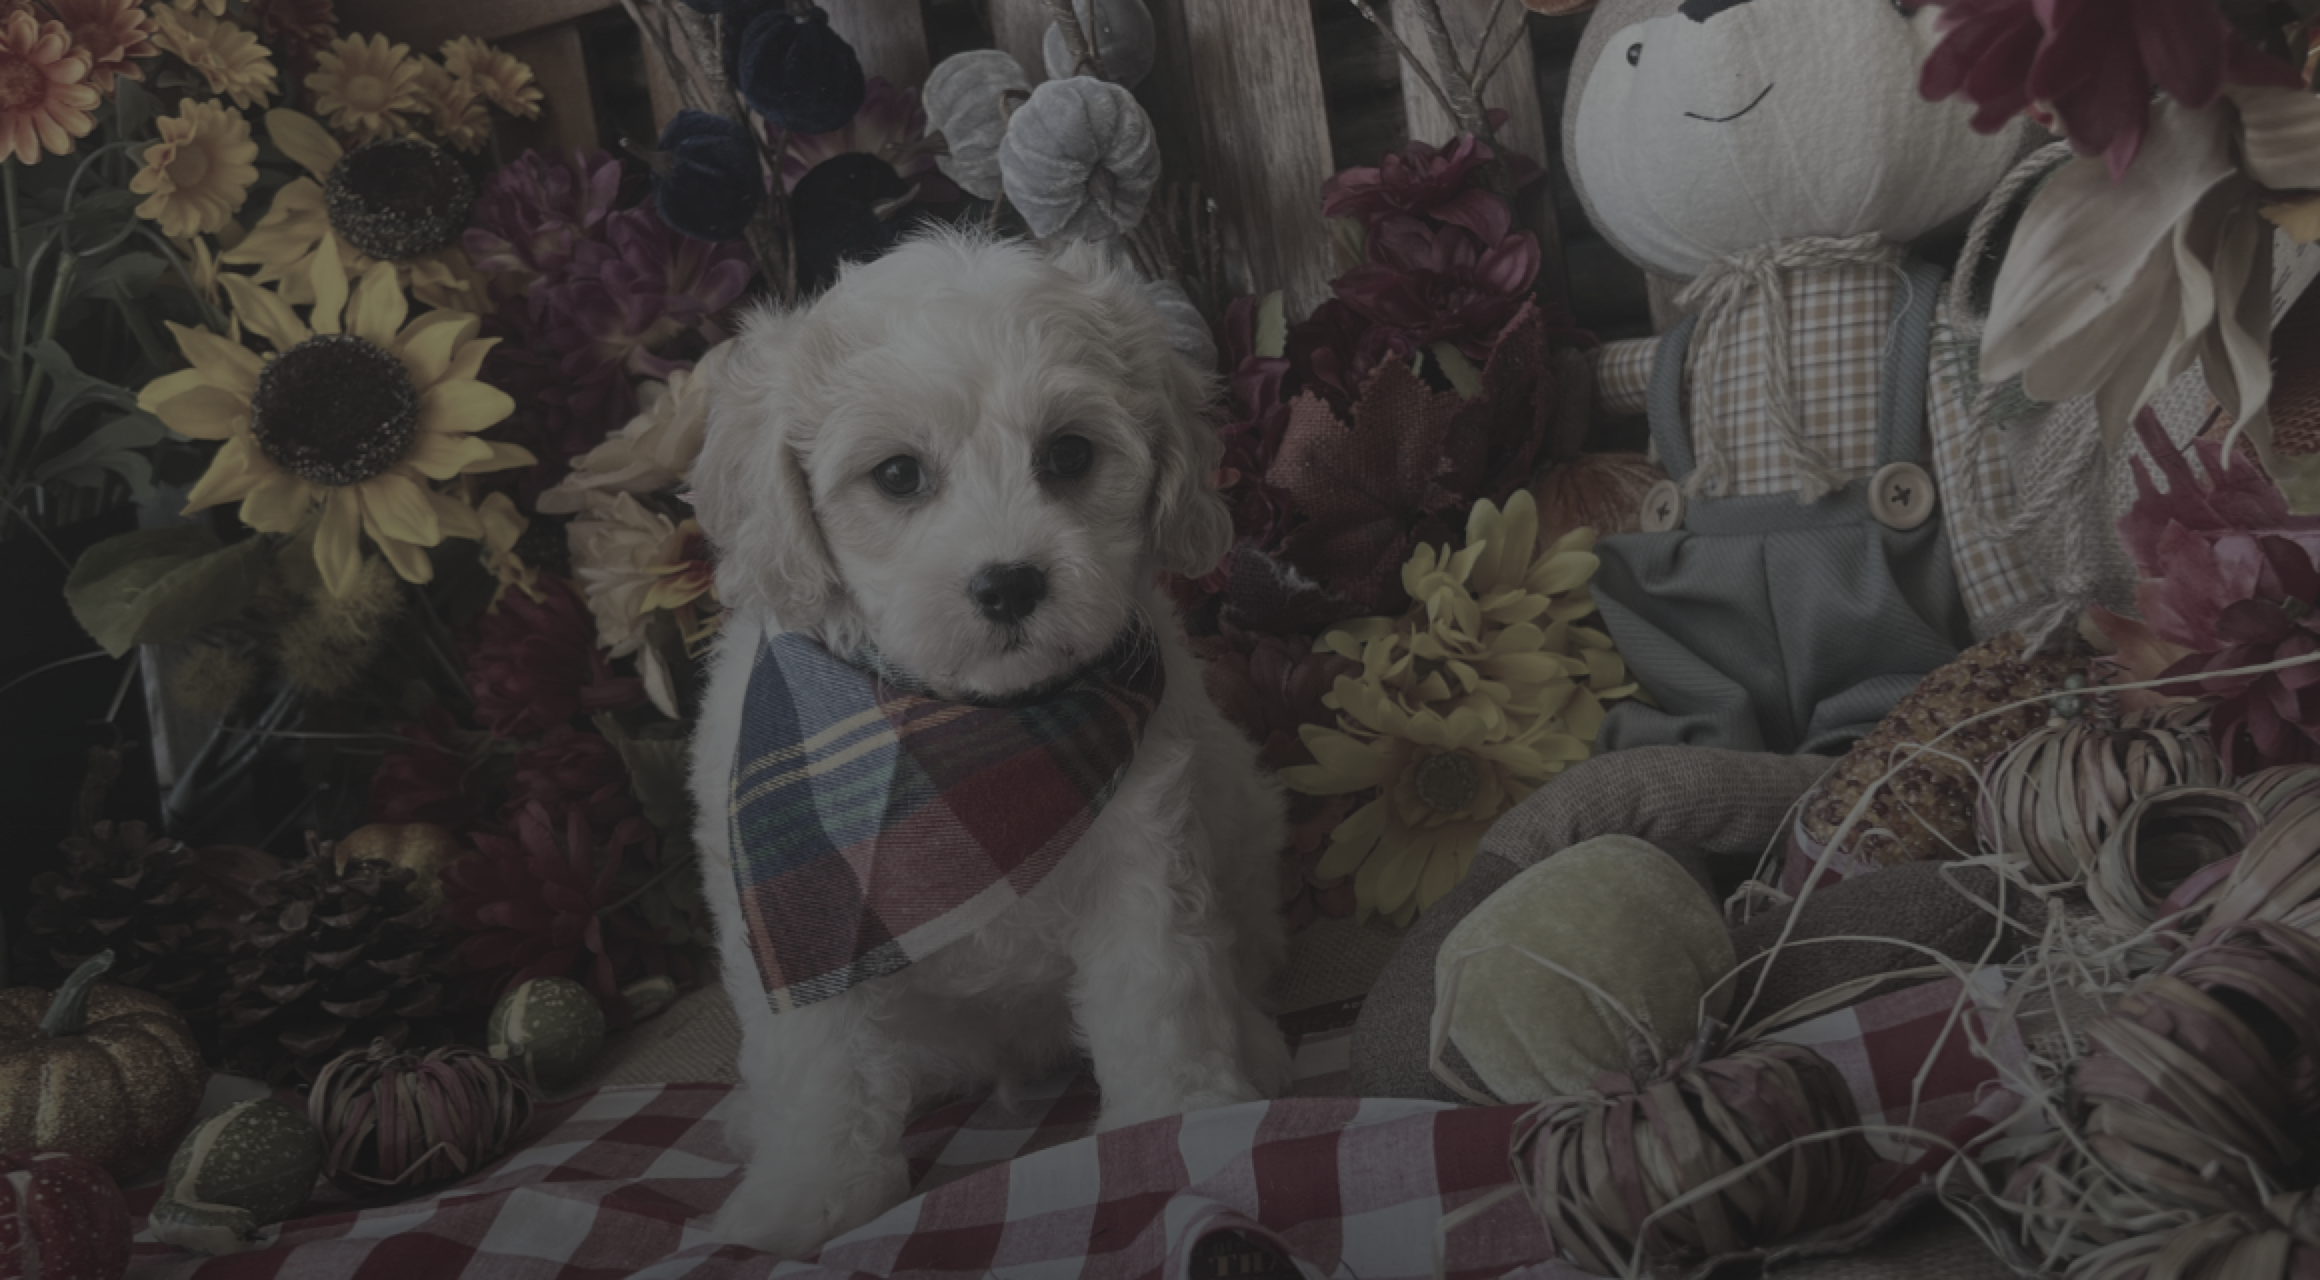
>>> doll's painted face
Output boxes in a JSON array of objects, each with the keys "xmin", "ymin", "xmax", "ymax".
[{"xmin": 1571, "ymin": 0, "xmax": 2026, "ymax": 279}]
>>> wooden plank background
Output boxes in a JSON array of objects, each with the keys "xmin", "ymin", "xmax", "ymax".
[{"xmin": 333, "ymin": 0, "xmax": 1652, "ymax": 338}]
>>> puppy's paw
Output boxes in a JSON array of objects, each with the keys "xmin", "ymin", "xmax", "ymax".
[
  {"xmin": 712, "ymin": 1151, "xmax": 910, "ymax": 1258},
  {"xmin": 1238, "ymin": 1003, "xmax": 1295, "ymax": 1099}
]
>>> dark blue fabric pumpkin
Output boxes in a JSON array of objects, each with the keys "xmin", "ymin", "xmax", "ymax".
[
  {"xmin": 654, "ymin": 110, "xmax": 763, "ymax": 242},
  {"xmin": 737, "ymin": 5, "xmax": 866, "ymax": 135}
]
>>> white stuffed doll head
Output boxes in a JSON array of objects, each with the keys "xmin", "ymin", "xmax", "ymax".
[{"xmin": 1565, "ymin": 0, "xmax": 2030, "ymax": 280}]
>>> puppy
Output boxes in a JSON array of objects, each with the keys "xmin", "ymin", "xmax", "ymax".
[{"xmin": 687, "ymin": 230, "xmax": 1293, "ymax": 1257}]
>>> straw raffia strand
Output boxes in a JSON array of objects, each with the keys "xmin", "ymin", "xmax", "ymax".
[
  {"xmin": 2002, "ymin": 923, "xmax": 2320, "ymax": 1277},
  {"xmin": 2236, "ymin": 766, "xmax": 2320, "ymax": 822},
  {"xmin": 1976, "ymin": 700, "xmax": 2221, "ymax": 886},
  {"xmin": 2087, "ymin": 787, "xmax": 2263, "ymax": 935},
  {"xmin": 1512, "ymin": 1041, "xmax": 1877, "ymax": 1278},
  {"xmin": 2196, "ymin": 793, "xmax": 2320, "ymax": 939},
  {"xmin": 309, "ymin": 1038, "xmax": 537, "ymax": 1196}
]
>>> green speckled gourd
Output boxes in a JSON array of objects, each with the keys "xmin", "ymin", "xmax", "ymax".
[
  {"xmin": 147, "ymin": 1098, "xmax": 323, "ymax": 1256},
  {"xmin": 487, "ymin": 976, "xmax": 605, "ymax": 1092},
  {"xmin": 1436, "ymin": 836, "xmax": 1736, "ymax": 1103}
]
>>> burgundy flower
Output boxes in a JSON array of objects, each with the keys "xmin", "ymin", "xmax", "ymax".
[
  {"xmin": 462, "ymin": 575, "xmax": 647, "ymax": 738},
  {"xmin": 2123, "ymin": 411, "xmax": 2320, "ymax": 771},
  {"xmin": 440, "ymin": 799, "xmax": 690, "ymax": 1028},
  {"xmin": 507, "ymin": 727, "xmax": 644, "ymax": 835},
  {"xmin": 1333, "ymin": 210, "xmax": 1540, "ymax": 361},
  {"xmin": 543, "ymin": 205, "xmax": 755, "ymax": 380},
  {"xmin": 479, "ymin": 309, "xmax": 641, "ymax": 503},
  {"xmin": 1921, "ymin": 0, "xmax": 2297, "ymax": 178},
  {"xmin": 464, "ymin": 149, "xmax": 627, "ymax": 286},
  {"xmin": 369, "ymin": 705, "xmax": 491, "ymax": 830},
  {"xmin": 1323, "ymin": 131, "xmax": 1505, "ymax": 241}
]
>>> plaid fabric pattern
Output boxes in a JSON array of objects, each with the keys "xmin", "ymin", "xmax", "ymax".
[
  {"xmin": 1586, "ymin": 272, "xmax": 2044, "ymax": 629},
  {"xmin": 728, "ymin": 628, "xmax": 1163, "ymax": 1012}
]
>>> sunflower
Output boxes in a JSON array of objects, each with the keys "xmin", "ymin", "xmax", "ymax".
[
  {"xmin": 306, "ymin": 31, "xmax": 419, "ymax": 142},
  {"xmin": 149, "ymin": 6, "xmax": 274, "ymax": 108},
  {"xmin": 1283, "ymin": 492, "xmax": 1635, "ymax": 925},
  {"xmin": 141, "ymin": 237, "xmax": 533, "ymax": 595},
  {"xmin": 415, "ymin": 56, "xmax": 489, "ymax": 153},
  {"xmin": 0, "ymin": 11, "xmax": 95, "ymax": 164},
  {"xmin": 221, "ymin": 108, "xmax": 474, "ymax": 308},
  {"xmin": 131, "ymin": 98, "xmax": 258, "ymax": 237},
  {"xmin": 47, "ymin": 0, "xmax": 152, "ymax": 93},
  {"xmin": 441, "ymin": 35, "xmax": 538, "ymax": 120}
]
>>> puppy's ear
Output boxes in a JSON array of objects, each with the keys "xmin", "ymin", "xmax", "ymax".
[
  {"xmin": 1142, "ymin": 323, "xmax": 1233, "ymax": 579},
  {"xmin": 692, "ymin": 304, "xmax": 843, "ymax": 626}
]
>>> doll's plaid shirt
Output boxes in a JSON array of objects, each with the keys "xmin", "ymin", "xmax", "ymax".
[
  {"xmin": 1596, "ymin": 261, "xmax": 2038, "ymax": 628},
  {"xmin": 725, "ymin": 626, "xmax": 1162, "ymax": 1012}
]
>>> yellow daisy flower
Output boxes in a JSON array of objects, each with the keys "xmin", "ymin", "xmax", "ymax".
[
  {"xmin": 1283, "ymin": 491, "xmax": 1636, "ymax": 925},
  {"xmin": 221, "ymin": 108, "xmax": 475, "ymax": 310},
  {"xmin": 415, "ymin": 56, "xmax": 490, "ymax": 153},
  {"xmin": 441, "ymin": 35, "xmax": 539, "ymax": 120},
  {"xmin": 149, "ymin": 6, "xmax": 274, "ymax": 108},
  {"xmin": 306, "ymin": 31, "xmax": 420, "ymax": 143},
  {"xmin": 130, "ymin": 98, "xmax": 258, "ymax": 238},
  {"xmin": 140, "ymin": 237, "xmax": 534, "ymax": 596},
  {"xmin": 0, "ymin": 11, "xmax": 96, "ymax": 165}
]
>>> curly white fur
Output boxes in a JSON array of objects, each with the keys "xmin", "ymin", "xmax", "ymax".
[{"xmin": 687, "ymin": 232, "xmax": 1291, "ymax": 1257}]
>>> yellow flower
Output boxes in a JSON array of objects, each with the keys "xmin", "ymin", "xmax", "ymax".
[
  {"xmin": 567, "ymin": 491, "xmax": 716, "ymax": 658},
  {"xmin": 140, "ymin": 237, "xmax": 534, "ymax": 595},
  {"xmin": 306, "ymin": 31, "xmax": 420, "ymax": 142},
  {"xmin": 170, "ymin": 0, "xmax": 227, "ymax": 15},
  {"xmin": 1283, "ymin": 491, "xmax": 1635, "ymax": 925},
  {"xmin": 150, "ymin": 6, "xmax": 274, "ymax": 108},
  {"xmin": 536, "ymin": 342, "xmax": 729, "ymax": 513},
  {"xmin": 221, "ymin": 108, "xmax": 474, "ymax": 309},
  {"xmin": 477, "ymin": 490, "xmax": 541, "ymax": 607},
  {"xmin": 415, "ymin": 56, "xmax": 489, "ymax": 153},
  {"xmin": 0, "ymin": 11, "xmax": 96, "ymax": 165},
  {"xmin": 441, "ymin": 35, "xmax": 539, "ymax": 119},
  {"xmin": 131, "ymin": 99, "xmax": 258, "ymax": 238}
]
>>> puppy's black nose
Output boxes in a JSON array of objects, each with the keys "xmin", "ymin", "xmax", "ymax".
[{"xmin": 970, "ymin": 562, "xmax": 1047, "ymax": 625}]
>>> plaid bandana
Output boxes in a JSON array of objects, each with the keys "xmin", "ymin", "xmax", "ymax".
[{"xmin": 727, "ymin": 625, "xmax": 1165, "ymax": 1012}]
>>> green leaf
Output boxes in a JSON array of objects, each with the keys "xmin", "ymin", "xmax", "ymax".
[
  {"xmin": 1430, "ymin": 342, "xmax": 1484, "ymax": 398},
  {"xmin": 1254, "ymin": 291, "xmax": 1288, "ymax": 361},
  {"xmin": 30, "ymin": 339, "xmax": 142, "ymax": 435},
  {"xmin": 34, "ymin": 412, "xmax": 166, "ymax": 497},
  {"xmin": 112, "ymin": 79, "xmax": 159, "ymax": 142},
  {"xmin": 65, "ymin": 525, "xmax": 270, "ymax": 657},
  {"xmin": 78, "ymin": 252, "xmax": 167, "ymax": 306},
  {"xmin": 593, "ymin": 714, "xmax": 697, "ymax": 840}
]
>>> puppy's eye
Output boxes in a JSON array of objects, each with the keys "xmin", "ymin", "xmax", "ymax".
[
  {"xmin": 1626, "ymin": 42, "xmax": 1641, "ymax": 66},
  {"xmin": 872, "ymin": 455, "xmax": 924, "ymax": 497},
  {"xmin": 1041, "ymin": 433, "xmax": 1094, "ymax": 480}
]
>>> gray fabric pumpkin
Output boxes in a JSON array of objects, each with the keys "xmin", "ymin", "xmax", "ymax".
[
  {"xmin": 923, "ymin": 50, "xmax": 1028, "ymax": 202},
  {"xmin": 1041, "ymin": 0, "xmax": 1157, "ymax": 88},
  {"xmin": 998, "ymin": 76, "xmax": 1159, "ymax": 241}
]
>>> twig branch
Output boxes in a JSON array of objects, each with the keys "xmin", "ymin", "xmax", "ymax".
[
  {"xmin": 1346, "ymin": 0, "xmax": 1461, "ymax": 134},
  {"xmin": 1397, "ymin": 0, "xmax": 1493, "ymax": 141},
  {"xmin": 1465, "ymin": 0, "xmax": 1512, "ymax": 83},
  {"xmin": 1476, "ymin": 5, "xmax": 1531, "ymax": 99}
]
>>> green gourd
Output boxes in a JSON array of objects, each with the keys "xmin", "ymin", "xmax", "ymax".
[
  {"xmin": 147, "ymin": 1099, "xmax": 323, "ymax": 1256},
  {"xmin": 487, "ymin": 977, "xmax": 606, "ymax": 1092}
]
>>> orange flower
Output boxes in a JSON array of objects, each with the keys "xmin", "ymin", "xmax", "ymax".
[
  {"xmin": 0, "ymin": 11, "xmax": 95, "ymax": 164},
  {"xmin": 46, "ymin": 0, "xmax": 151, "ymax": 93}
]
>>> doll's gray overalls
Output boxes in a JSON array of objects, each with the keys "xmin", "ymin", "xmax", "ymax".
[{"xmin": 1591, "ymin": 259, "xmax": 1973, "ymax": 755}]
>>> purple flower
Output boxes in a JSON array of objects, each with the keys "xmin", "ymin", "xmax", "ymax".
[
  {"xmin": 479, "ymin": 312, "xmax": 639, "ymax": 504},
  {"xmin": 542, "ymin": 206, "xmax": 755, "ymax": 380},
  {"xmin": 1920, "ymin": 0, "xmax": 2297, "ymax": 179},
  {"xmin": 1332, "ymin": 208, "xmax": 1540, "ymax": 362},
  {"xmin": 464, "ymin": 149, "xmax": 626, "ymax": 286}
]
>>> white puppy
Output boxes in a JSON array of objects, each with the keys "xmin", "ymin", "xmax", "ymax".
[{"xmin": 687, "ymin": 230, "xmax": 1292, "ymax": 1257}]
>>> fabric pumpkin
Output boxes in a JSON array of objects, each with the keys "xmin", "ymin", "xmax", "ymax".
[
  {"xmin": 997, "ymin": 76, "xmax": 1159, "ymax": 241},
  {"xmin": 0, "ymin": 1150, "xmax": 131, "ymax": 1280},
  {"xmin": 0, "ymin": 951, "xmax": 206, "ymax": 1179},
  {"xmin": 924, "ymin": 50, "xmax": 1028, "ymax": 201},
  {"xmin": 1566, "ymin": 0, "xmax": 2026, "ymax": 280},
  {"xmin": 1435, "ymin": 835, "xmax": 1734, "ymax": 1103},
  {"xmin": 1040, "ymin": 0, "xmax": 1157, "ymax": 88}
]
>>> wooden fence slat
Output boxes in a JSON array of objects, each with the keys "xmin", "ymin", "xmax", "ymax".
[
  {"xmin": 986, "ymin": 0, "xmax": 1053, "ymax": 86},
  {"xmin": 500, "ymin": 23, "xmax": 601, "ymax": 154},
  {"xmin": 1393, "ymin": 1, "xmax": 1568, "ymax": 308},
  {"xmin": 337, "ymin": 0, "xmax": 621, "ymax": 53},
  {"xmin": 1178, "ymin": 0, "xmax": 1336, "ymax": 315},
  {"xmin": 824, "ymin": 3, "xmax": 932, "ymax": 91}
]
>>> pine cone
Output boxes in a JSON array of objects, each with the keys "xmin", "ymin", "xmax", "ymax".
[
  {"xmin": 219, "ymin": 855, "xmax": 458, "ymax": 1086},
  {"xmin": 17, "ymin": 821, "xmax": 237, "ymax": 1049}
]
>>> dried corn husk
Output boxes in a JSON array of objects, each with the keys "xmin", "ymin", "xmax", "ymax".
[
  {"xmin": 1976, "ymin": 698, "xmax": 2220, "ymax": 885},
  {"xmin": 308, "ymin": 1039, "xmax": 534, "ymax": 1196},
  {"xmin": 2009, "ymin": 922, "xmax": 2320, "ymax": 1277},
  {"xmin": 1513, "ymin": 1040, "xmax": 1877, "ymax": 1277},
  {"xmin": 2086, "ymin": 787, "xmax": 2261, "ymax": 935}
]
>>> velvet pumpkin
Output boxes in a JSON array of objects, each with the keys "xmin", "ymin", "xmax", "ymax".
[
  {"xmin": 0, "ymin": 1150, "xmax": 131, "ymax": 1280},
  {"xmin": 0, "ymin": 950, "xmax": 206, "ymax": 1179}
]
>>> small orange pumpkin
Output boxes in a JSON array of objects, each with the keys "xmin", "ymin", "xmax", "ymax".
[{"xmin": 0, "ymin": 950, "xmax": 207, "ymax": 1179}]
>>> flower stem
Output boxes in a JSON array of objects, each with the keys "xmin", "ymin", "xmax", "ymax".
[{"xmin": 5, "ymin": 250, "xmax": 76, "ymax": 479}]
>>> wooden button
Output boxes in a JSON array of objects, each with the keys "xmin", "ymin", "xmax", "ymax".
[
  {"xmin": 1639, "ymin": 480, "xmax": 1685, "ymax": 533},
  {"xmin": 1870, "ymin": 462, "xmax": 1937, "ymax": 531}
]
